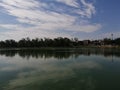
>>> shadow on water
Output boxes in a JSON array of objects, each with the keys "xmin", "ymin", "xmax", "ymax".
[{"xmin": 0, "ymin": 48, "xmax": 120, "ymax": 59}]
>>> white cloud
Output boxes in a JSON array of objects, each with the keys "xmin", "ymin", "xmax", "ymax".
[
  {"xmin": 0, "ymin": 24, "xmax": 24, "ymax": 30},
  {"xmin": 0, "ymin": 0, "xmax": 101, "ymax": 40},
  {"xmin": 56, "ymin": 0, "xmax": 79, "ymax": 8},
  {"xmin": 66, "ymin": 24, "xmax": 102, "ymax": 33},
  {"xmin": 80, "ymin": 0, "xmax": 96, "ymax": 18},
  {"xmin": 56, "ymin": 0, "xmax": 96, "ymax": 18},
  {"xmin": 0, "ymin": 0, "xmax": 41, "ymax": 9}
]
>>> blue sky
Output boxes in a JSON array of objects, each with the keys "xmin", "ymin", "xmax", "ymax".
[{"xmin": 0, "ymin": 0, "xmax": 119, "ymax": 40}]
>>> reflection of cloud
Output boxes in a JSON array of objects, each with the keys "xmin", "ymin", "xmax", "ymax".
[
  {"xmin": 0, "ymin": 55, "xmax": 101, "ymax": 72},
  {"xmin": 4, "ymin": 70, "xmax": 74, "ymax": 90},
  {"xmin": 0, "ymin": 55, "xmax": 101, "ymax": 90},
  {"xmin": 71, "ymin": 61, "xmax": 101, "ymax": 69},
  {"xmin": 4, "ymin": 72, "xmax": 96, "ymax": 90}
]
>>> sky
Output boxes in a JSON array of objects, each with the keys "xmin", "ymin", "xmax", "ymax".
[{"xmin": 0, "ymin": 0, "xmax": 120, "ymax": 40}]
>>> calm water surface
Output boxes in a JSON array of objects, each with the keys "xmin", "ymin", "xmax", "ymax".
[{"xmin": 0, "ymin": 48, "xmax": 120, "ymax": 90}]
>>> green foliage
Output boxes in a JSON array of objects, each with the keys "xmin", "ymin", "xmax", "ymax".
[
  {"xmin": 0, "ymin": 37, "xmax": 120, "ymax": 48},
  {"xmin": 0, "ymin": 37, "xmax": 78, "ymax": 48},
  {"xmin": 114, "ymin": 38, "xmax": 120, "ymax": 45}
]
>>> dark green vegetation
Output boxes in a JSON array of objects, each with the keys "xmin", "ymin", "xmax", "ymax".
[{"xmin": 0, "ymin": 37, "xmax": 120, "ymax": 48}]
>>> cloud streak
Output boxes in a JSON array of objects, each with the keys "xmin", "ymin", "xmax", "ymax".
[
  {"xmin": 0, "ymin": 0, "xmax": 101, "ymax": 40},
  {"xmin": 56, "ymin": 0, "xmax": 79, "ymax": 8}
]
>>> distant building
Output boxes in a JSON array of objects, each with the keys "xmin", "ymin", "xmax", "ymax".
[
  {"xmin": 92, "ymin": 40, "xmax": 104, "ymax": 46},
  {"xmin": 83, "ymin": 40, "xmax": 90, "ymax": 45}
]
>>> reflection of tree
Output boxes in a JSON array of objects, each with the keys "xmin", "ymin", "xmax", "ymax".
[
  {"xmin": 0, "ymin": 48, "xmax": 120, "ymax": 59},
  {"xmin": 0, "ymin": 50, "xmax": 16, "ymax": 57}
]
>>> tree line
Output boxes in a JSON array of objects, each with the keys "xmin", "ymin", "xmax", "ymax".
[{"xmin": 0, "ymin": 37, "xmax": 120, "ymax": 48}]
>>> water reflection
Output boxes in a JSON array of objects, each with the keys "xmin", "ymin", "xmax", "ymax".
[
  {"xmin": 0, "ymin": 48, "xmax": 120, "ymax": 59},
  {"xmin": 0, "ymin": 48, "xmax": 120, "ymax": 90}
]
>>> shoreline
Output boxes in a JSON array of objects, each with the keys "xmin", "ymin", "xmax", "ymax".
[{"xmin": 0, "ymin": 45, "xmax": 120, "ymax": 51}]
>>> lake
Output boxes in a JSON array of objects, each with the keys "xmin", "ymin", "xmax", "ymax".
[{"xmin": 0, "ymin": 48, "xmax": 120, "ymax": 90}]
